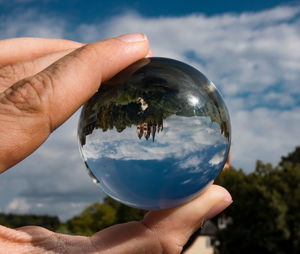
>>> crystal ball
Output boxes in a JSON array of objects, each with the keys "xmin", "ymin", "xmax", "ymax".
[{"xmin": 78, "ymin": 57, "xmax": 231, "ymax": 210}]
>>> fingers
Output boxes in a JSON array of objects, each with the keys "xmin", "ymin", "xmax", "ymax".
[
  {"xmin": 0, "ymin": 38, "xmax": 84, "ymax": 67},
  {"xmin": 0, "ymin": 224, "xmax": 93, "ymax": 254},
  {"xmin": 0, "ymin": 185, "xmax": 231, "ymax": 254},
  {"xmin": 0, "ymin": 33, "xmax": 149, "ymax": 172},
  {"xmin": 91, "ymin": 185, "xmax": 232, "ymax": 254},
  {"xmin": 142, "ymin": 184, "xmax": 232, "ymax": 253},
  {"xmin": 0, "ymin": 48, "xmax": 80, "ymax": 93}
]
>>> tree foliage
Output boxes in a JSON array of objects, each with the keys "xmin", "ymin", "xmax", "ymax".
[
  {"xmin": 0, "ymin": 213, "xmax": 60, "ymax": 231},
  {"xmin": 61, "ymin": 197, "xmax": 147, "ymax": 236},
  {"xmin": 79, "ymin": 60, "xmax": 230, "ymax": 141},
  {"xmin": 214, "ymin": 146, "xmax": 300, "ymax": 254},
  {"xmin": 279, "ymin": 146, "xmax": 300, "ymax": 167},
  {"xmin": 63, "ymin": 202, "xmax": 116, "ymax": 236},
  {"xmin": 1, "ymin": 146, "xmax": 299, "ymax": 253}
]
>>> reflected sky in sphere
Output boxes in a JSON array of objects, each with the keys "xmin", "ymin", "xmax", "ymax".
[{"xmin": 78, "ymin": 57, "xmax": 231, "ymax": 210}]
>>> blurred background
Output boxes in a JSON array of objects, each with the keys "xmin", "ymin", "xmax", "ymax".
[{"xmin": 0, "ymin": 0, "xmax": 299, "ymax": 253}]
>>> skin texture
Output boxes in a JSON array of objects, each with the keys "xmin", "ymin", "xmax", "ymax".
[{"xmin": 0, "ymin": 34, "xmax": 232, "ymax": 254}]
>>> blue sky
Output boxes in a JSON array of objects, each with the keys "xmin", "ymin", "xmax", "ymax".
[
  {"xmin": 0, "ymin": 0, "xmax": 299, "ymax": 219},
  {"xmin": 0, "ymin": 0, "xmax": 292, "ymax": 21}
]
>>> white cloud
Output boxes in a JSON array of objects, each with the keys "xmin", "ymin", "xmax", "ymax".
[
  {"xmin": 0, "ymin": 113, "xmax": 104, "ymax": 220},
  {"xmin": 178, "ymin": 155, "xmax": 203, "ymax": 170},
  {"xmin": 231, "ymin": 107, "xmax": 300, "ymax": 170},
  {"xmin": 0, "ymin": 4, "xmax": 300, "ymax": 219},
  {"xmin": 93, "ymin": 7, "xmax": 300, "ymax": 105},
  {"xmin": 90, "ymin": 6, "xmax": 300, "ymax": 171},
  {"xmin": 6, "ymin": 198, "xmax": 30, "ymax": 213},
  {"xmin": 209, "ymin": 149, "xmax": 226, "ymax": 166},
  {"xmin": 0, "ymin": 8, "xmax": 67, "ymax": 39},
  {"xmin": 82, "ymin": 116, "xmax": 228, "ymax": 163},
  {"xmin": 181, "ymin": 179, "xmax": 192, "ymax": 185}
]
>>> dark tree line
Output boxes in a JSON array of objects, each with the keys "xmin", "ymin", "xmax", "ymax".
[
  {"xmin": 214, "ymin": 146, "xmax": 300, "ymax": 254},
  {"xmin": 61, "ymin": 146, "xmax": 300, "ymax": 254},
  {"xmin": 79, "ymin": 69, "xmax": 230, "ymax": 143},
  {"xmin": 0, "ymin": 213, "xmax": 60, "ymax": 231},
  {"xmin": 57, "ymin": 197, "xmax": 147, "ymax": 236},
  {"xmin": 0, "ymin": 146, "xmax": 299, "ymax": 254}
]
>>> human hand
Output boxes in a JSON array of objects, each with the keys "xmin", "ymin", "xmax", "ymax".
[{"xmin": 0, "ymin": 33, "xmax": 232, "ymax": 254}]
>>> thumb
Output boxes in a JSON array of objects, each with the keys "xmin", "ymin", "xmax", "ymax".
[
  {"xmin": 0, "ymin": 33, "xmax": 149, "ymax": 172},
  {"xmin": 142, "ymin": 184, "xmax": 232, "ymax": 253}
]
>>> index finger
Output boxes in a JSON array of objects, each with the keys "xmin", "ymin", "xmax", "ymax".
[
  {"xmin": 0, "ymin": 33, "xmax": 149, "ymax": 172},
  {"xmin": 0, "ymin": 37, "xmax": 84, "ymax": 67}
]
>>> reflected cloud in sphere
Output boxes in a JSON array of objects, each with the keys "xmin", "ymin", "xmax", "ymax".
[{"xmin": 78, "ymin": 57, "xmax": 231, "ymax": 210}]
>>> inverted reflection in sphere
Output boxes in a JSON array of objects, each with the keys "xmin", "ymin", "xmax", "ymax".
[{"xmin": 78, "ymin": 57, "xmax": 231, "ymax": 210}]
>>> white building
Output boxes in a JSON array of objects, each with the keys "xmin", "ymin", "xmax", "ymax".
[{"xmin": 183, "ymin": 220, "xmax": 217, "ymax": 254}]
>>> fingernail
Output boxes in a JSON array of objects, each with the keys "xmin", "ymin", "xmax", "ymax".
[
  {"xmin": 204, "ymin": 194, "xmax": 233, "ymax": 221},
  {"xmin": 117, "ymin": 33, "xmax": 147, "ymax": 43},
  {"xmin": 75, "ymin": 42, "xmax": 86, "ymax": 47}
]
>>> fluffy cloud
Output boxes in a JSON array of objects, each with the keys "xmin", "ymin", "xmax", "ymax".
[
  {"xmin": 0, "ymin": 9, "xmax": 67, "ymax": 39},
  {"xmin": 98, "ymin": 7, "xmax": 300, "ymax": 102},
  {"xmin": 209, "ymin": 149, "xmax": 226, "ymax": 166},
  {"xmin": 231, "ymin": 107, "xmax": 300, "ymax": 170},
  {"xmin": 0, "ymin": 4, "xmax": 299, "ymax": 219},
  {"xmin": 0, "ymin": 112, "xmax": 104, "ymax": 220},
  {"xmin": 6, "ymin": 198, "xmax": 30, "ymax": 213},
  {"xmin": 77, "ymin": 6, "xmax": 300, "ymax": 170},
  {"xmin": 83, "ymin": 116, "xmax": 227, "ymax": 161}
]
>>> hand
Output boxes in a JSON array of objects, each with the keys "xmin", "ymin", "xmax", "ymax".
[{"xmin": 0, "ymin": 33, "xmax": 232, "ymax": 254}]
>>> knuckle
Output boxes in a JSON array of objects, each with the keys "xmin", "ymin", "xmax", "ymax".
[
  {"xmin": 141, "ymin": 219, "xmax": 185, "ymax": 254},
  {"xmin": 0, "ymin": 64, "xmax": 18, "ymax": 86},
  {"xmin": 140, "ymin": 221, "xmax": 164, "ymax": 254},
  {"xmin": 0, "ymin": 62, "xmax": 31, "ymax": 87},
  {"xmin": 70, "ymin": 44, "xmax": 99, "ymax": 66},
  {"xmin": 0, "ymin": 72, "xmax": 53, "ymax": 116},
  {"xmin": 169, "ymin": 236, "xmax": 184, "ymax": 254}
]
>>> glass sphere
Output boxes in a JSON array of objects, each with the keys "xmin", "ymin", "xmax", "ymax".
[{"xmin": 78, "ymin": 57, "xmax": 231, "ymax": 210}]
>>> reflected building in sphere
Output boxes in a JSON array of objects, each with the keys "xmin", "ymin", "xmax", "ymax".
[{"xmin": 136, "ymin": 121, "xmax": 163, "ymax": 142}]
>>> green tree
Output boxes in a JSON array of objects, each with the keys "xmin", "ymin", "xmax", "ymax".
[
  {"xmin": 64, "ymin": 202, "xmax": 116, "ymax": 236},
  {"xmin": 63, "ymin": 197, "xmax": 146, "ymax": 236},
  {"xmin": 0, "ymin": 213, "xmax": 60, "ymax": 231},
  {"xmin": 279, "ymin": 146, "xmax": 300, "ymax": 167},
  {"xmin": 214, "ymin": 146, "xmax": 300, "ymax": 254},
  {"xmin": 56, "ymin": 146, "xmax": 300, "ymax": 252},
  {"xmin": 101, "ymin": 196, "xmax": 147, "ymax": 224}
]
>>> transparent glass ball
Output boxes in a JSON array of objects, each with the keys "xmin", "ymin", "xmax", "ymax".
[{"xmin": 78, "ymin": 57, "xmax": 231, "ymax": 210}]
